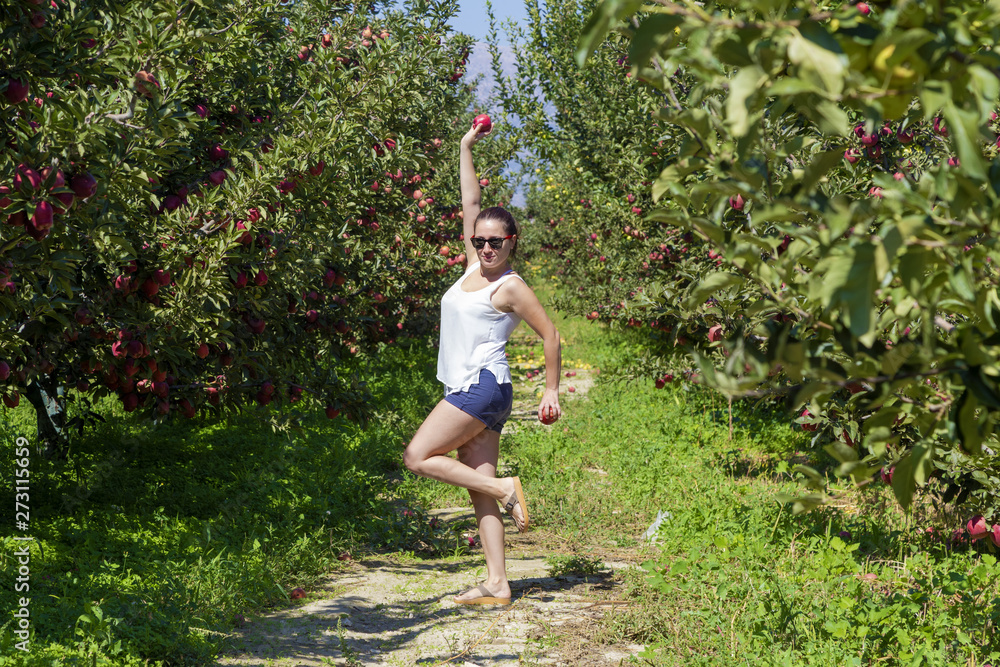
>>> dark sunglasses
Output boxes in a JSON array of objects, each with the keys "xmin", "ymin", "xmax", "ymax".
[{"xmin": 470, "ymin": 235, "xmax": 513, "ymax": 250}]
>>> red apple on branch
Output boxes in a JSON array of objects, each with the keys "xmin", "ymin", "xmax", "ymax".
[
  {"xmin": 967, "ymin": 515, "xmax": 988, "ymax": 540},
  {"xmin": 5, "ymin": 77, "xmax": 30, "ymax": 105},
  {"xmin": 70, "ymin": 172, "xmax": 97, "ymax": 199},
  {"xmin": 800, "ymin": 408, "xmax": 817, "ymax": 431},
  {"xmin": 122, "ymin": 393, "xmax": 139, "ymax": 411},
  {"xmin": 208, "ymin": 143, "xmax": 229, "ymax": 161},
  {"xmin": 15, "ymin": 164, "xmax": 42, "ymax": 193},
  {"xmin": 31, "ymin": 201, "xmax": 53, "ymax": 231}
]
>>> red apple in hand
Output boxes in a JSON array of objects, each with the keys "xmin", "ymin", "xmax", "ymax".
[
  {"xmin": 539, "ymin": 406, "xmax": 557, "ymax": 424},
  {"xmin": 473, "ymin": 113, "xmax": 492, "ymax": 134}
]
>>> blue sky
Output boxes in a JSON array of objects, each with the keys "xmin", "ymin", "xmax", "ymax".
[
  {"xmin": 449, "ymin": 1, "xmax": 531, "ymax": 43},
  {"xmin": 447, "ymin": 1, "xmax": 537, "ymax": 207}
]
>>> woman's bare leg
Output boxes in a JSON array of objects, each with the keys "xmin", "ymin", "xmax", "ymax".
[
  {"xmin": 454, "ymin": 428, "xmax": 511, "ymax": 600},
  {"xmin": 403, "ymin": 400, "xmax": 521, "ymax": 511}
]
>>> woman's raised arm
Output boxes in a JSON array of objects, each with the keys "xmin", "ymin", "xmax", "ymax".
[{"xmin": 459, "ymin": 120, "xmax": 489, "ymax": 261}]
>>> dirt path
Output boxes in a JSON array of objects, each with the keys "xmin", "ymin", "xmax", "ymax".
[
  {"xmin": 214, "ymin": 507, "xmax": 642, "ymax": 666},
  {"xmin": 214, "ymin": 369, "xmax": 640, "ymax": 666}
]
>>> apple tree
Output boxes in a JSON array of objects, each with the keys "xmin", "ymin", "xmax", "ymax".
[
  {"xmin": 0, "ymin": 0, "xmax": 515, "ymax": 456},
  {"xmin": 500, "ymin": 0, "xmax": 1000, "ymax": 521}
]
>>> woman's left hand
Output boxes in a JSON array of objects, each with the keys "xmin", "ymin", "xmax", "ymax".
[{"xmin": 538, "ymin": 389, "xmax": 561, "ymax": 424}]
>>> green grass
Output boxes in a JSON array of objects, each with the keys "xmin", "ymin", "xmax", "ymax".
[
  {"xmin": 531, "ymin": 376, "xmax": 999, "ymax": 665},
  {"xmin": 0, "ymin": 341, "xmax": 460, "ymax": 665}
]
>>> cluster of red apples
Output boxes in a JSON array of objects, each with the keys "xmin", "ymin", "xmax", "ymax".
[{"xmin": 1, "ymin": 161, "xmax": 97, "ymax": 240}]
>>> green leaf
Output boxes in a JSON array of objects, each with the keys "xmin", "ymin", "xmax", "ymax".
[
  {"xmin": 797, "ymin": 148, "xmax": 848, "ymax": 196},
  {"xmin": 966, "ymin": 367, "xmax": 1000, "ymax": 409},
  {"xmin": 891, "ymin": 443, "xmax": 934, "ymax": 509},
  {"xmin": 943, "ymin": 102, "xmax": 987, "ymax": 181},
  {"xmin": 813, "ymin": 99, "xmax": 850, "ymax": 136},
  {"xmin": 685, "ymin": 272, "xmax": 743, "ymax": 309},
  {"xmin": 787, "ymin": 25, "xmax": 845, "ymax": 96},
  {"xmin": 775, "ymin": 492, "xmax": 828, "ymax": 514},
  {"xmin": 841, "ymin": 243, "xmax": 876, "ymax": 338},
  {"xmin": 725, "ymin": 66, "xmax": 766, "ymax": 138},
  {"xmin": 919, "ymin": 80, "xmax": 952, "ymax": 119},
  {"xmin": 629, "ymin": 15, "xmax": 683, "ymax": 67},
  {"xmin": 767, "ymin": 78, "xmax": 820, "ymax": 96},
  {"xmin": 968, "ymin": 64, "xmax": 1000, "ymax": 120},
  {"xmin": 898, "ymin": 247, "xmax": 928, "ymax": 295},
  {"xmin": 816, "ymin": 250, "xmax": 853, "ymax": 307},
  {"xmin": 950, "ymin": 262, "xmax": 976, "ymax": 302},
  {"xmin": 576, "ymin": 0, "xmax": 644, "ymax": 68},
  {"xmin": 956, "ymin": 390, "xmax": 984, "ymax": 456},
  {"xmin": 824, "ymin": 440, "xmax": 858, "ymax": 465},
  {"xmin": 716, "ymin": 34, "xmax": 754, "ymax": 67}
]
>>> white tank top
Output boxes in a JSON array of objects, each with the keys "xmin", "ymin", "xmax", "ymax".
[{"xmin": 437, "ymin": 261, "xmax": 526, "ymax": 395}]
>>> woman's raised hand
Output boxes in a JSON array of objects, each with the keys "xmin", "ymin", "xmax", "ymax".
[{"xmin": 461, "ymin": 120, "xmax": 491, "ymax": 148}]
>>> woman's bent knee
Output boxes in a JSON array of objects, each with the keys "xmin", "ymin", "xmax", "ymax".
[{"xmin": 402, "ymin": 447, "xmax": 424, "ymax": 475}]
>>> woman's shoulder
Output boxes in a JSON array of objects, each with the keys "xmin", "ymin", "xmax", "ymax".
[{"xmin": 491, "ymin": 270, "xmax": 530, "ymax": 299}]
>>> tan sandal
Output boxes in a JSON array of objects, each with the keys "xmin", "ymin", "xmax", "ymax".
[
  {"xmin": 503, "ymin": 476, "xmax": 529, "ymax": 533},
  {"xmin": 453, "ymin": 583, "xmax": 511, "ymax": 606}
]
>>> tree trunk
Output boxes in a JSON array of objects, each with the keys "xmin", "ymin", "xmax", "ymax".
[{"xmin": 25, "ymin": 375, "xmax": 68, "ymax": 459}]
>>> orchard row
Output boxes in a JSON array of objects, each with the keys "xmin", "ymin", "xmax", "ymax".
[{"xmin": 499, "ymin": 0, "xmax": 1000, "ymax": 524}]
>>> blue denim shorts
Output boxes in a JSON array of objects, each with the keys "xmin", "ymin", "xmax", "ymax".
[{"xmin": 445, "ymin": 369, "xmax": 514, "ymax": 434}]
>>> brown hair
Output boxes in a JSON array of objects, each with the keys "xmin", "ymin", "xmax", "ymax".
[{"xmin": 473, "ymin": 206, "xmax": 519, "ymax": 262}]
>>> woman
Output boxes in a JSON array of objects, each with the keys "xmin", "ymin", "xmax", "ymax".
[{"xmin": 403, "ymin": 118, "xmax": 562, "ymax": 606}]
